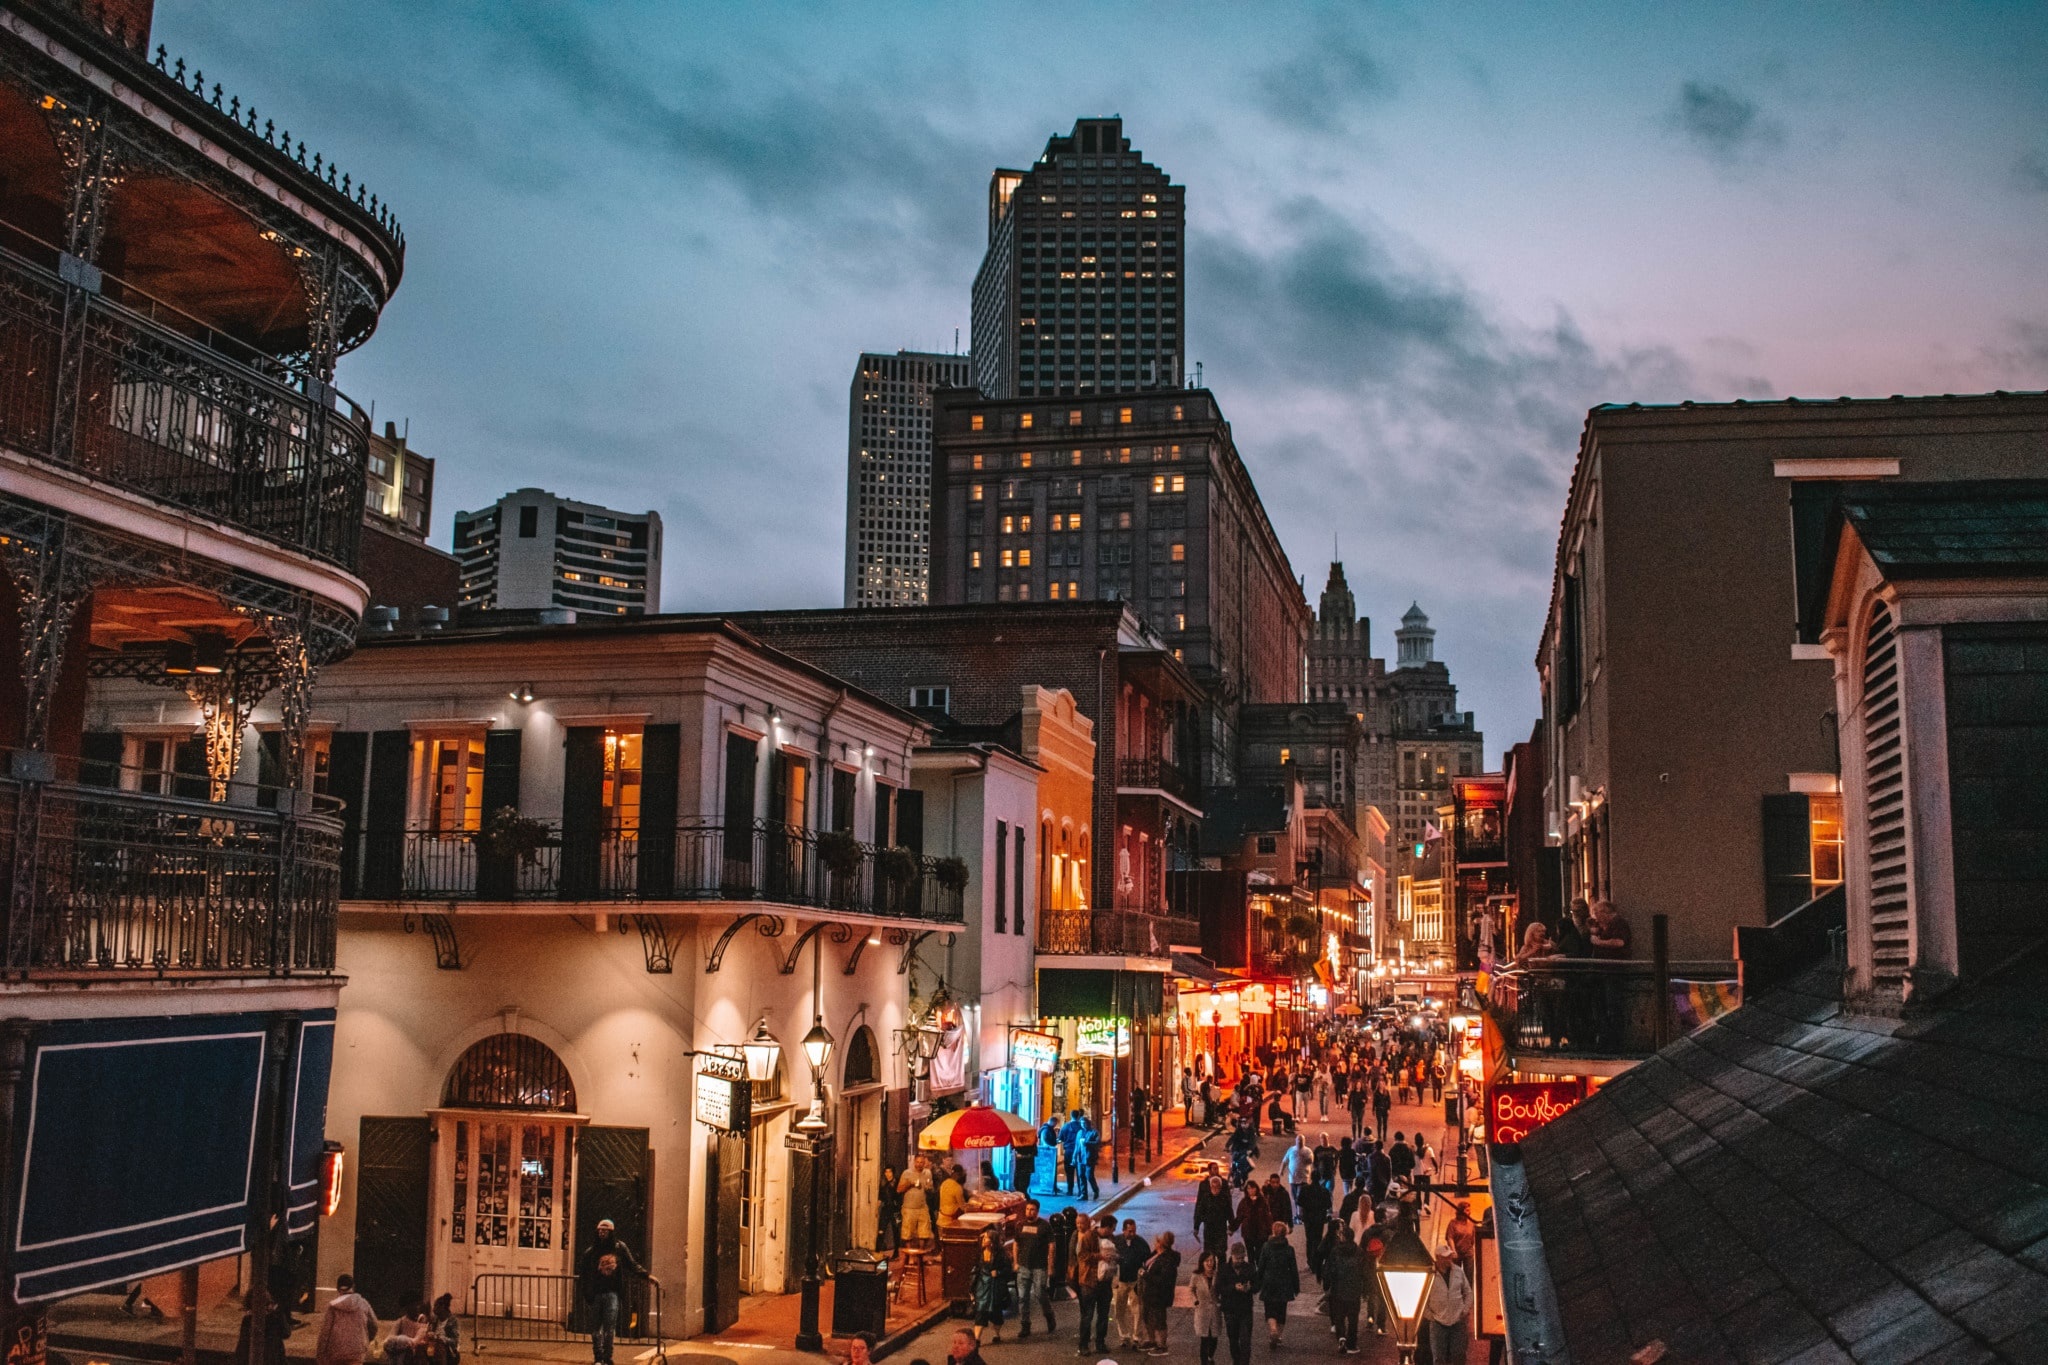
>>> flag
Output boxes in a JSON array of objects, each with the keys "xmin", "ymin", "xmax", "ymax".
[{"xmin": 1423, "ymin": 821, "xmax": 1442, "ymax": 843}]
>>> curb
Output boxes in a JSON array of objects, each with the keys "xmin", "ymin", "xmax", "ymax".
[
  {"xmin": 872, "ymin": 1299, "xmax": 955, "ymax": 1361},
  {"xmin": 1095, "ymin": 1128, "xmax": 1220, "ymax": 1217}
]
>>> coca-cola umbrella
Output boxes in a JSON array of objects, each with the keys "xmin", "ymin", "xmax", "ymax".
[{"xmin": 917, "ymin": 1102, "xmax": 1037, "ymax": 1151}]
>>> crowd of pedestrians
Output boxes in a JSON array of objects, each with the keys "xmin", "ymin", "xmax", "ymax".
[{"xmin": 911, "ymin": 1021, "xmax": 1481, "ymax": 1365}]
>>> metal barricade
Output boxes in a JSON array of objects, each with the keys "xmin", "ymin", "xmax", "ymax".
[{"xmin": 468, "ymin": 1274, "xmax": 666, "ymax": 1362}]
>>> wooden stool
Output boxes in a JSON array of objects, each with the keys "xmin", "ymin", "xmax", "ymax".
[{"xmin": 892, "ymin": 1248, "xmax": 929, "ymax": 1306}]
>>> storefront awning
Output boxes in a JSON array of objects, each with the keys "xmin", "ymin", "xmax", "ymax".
[
  {"xmin": 1170, "ymin": 952, "xmax": 1235, "ymax": 984},
  {"xmin": 1039, "ymin": 967, "xmax": 1164, "ymax": 1019}
]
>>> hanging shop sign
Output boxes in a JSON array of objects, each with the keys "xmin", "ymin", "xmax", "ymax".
[
  {"xmin": 1239, "ymin": 983, "xmax": 1273, "ymax": 1015},
  {"xmin": 695, "ymin": 1052, "xmax": 752, "ymax": 1135},
  {"xmin": 1276, "ymin": 984, "xmax": 1294, "ymax": 1009},
  {"xmin": 1010, "ymin": 1028, "xmax": 1062, "ymax": 1074},
  {"xmin": 1075, "ymin": 1017, "xmax": 1131, "ymax": 1058},
  {"xmin": 1485, "ymin": 1079, "xmax": 1584, "ymax": 1144}
]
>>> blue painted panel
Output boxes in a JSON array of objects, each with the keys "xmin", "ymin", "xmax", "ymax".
[{"xmin": 286, "ymin": 1015, "xmax": 336, "ymax": 1237}]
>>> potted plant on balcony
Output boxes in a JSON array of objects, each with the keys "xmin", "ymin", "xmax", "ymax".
[
  {"xmin": 878, "ymin": 845, "xmax": 921, "ymax": 910},
  {"xmin": 817, "ymin": 828, "xmax": 863, "ymax": 908},
  {"xmin": 475, "ymin": 806, "xmax": 552, "ymax": 867},
  {"xmin": 933, "ymin": 856, "xmax": 969, "ymax": 892}
]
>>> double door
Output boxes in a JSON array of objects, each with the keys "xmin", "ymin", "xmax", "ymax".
[{"xmin": 441, "ymin": 1115, "xmax": 576, "ymax": 1311}]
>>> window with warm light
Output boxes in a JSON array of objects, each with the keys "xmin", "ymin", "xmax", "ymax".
[
  {"xmin": 1001, "ymin": 549, "xmax": 1015, "ymax": 568},
  {"xmin": 970, "ymin": 550, "xmax": 982, "ymax": 569},
  {"xmin": 414, "ymin": 734, "xmax": 487, "ymax": 834},
  {"xmin": 971, "ymin": 484, "xmax": 984, "ymax": 501},
  {"xmin": 1020, "ymin": 412, "xmax": 1034, "ymax": 430},
  {"xmin": 1018, "ymin": 549, "xmax": 1032, "ymax": 566},
  {"xmin": 1170, "ymin": 543, "xmax": 1185, "ymax": 562},
  {"xmin": 1069, "ymin": 410, "xmax": 1083, "ymax": 426},
  {"xmin": 972, "ymin": 454, "xmax": 984, "ymax": 470},
  {"xmin": 1020, "ymin": 451, "xmax": 1032, "ymax": 468},
  {"xmin": 971, "ymin": 414, "xmax": 985, "ymax": 431},
  {"xmin": 601, "ymin": 729, "xmax": 642, "ymax": 833},
  {"xmin": 1070, "ymin": 449, "xmax": 1083, "ymax": 466},
  {"xmin": 1810, "ymin": 794, "xmax": 1845, "ymax": 887},
  {"xmin": 1119, "ymin": 407, "xmax": 1133, "ymax": 424},
  {"xmin": 1002, "ymin": 515, "xmax": 1015, "ymax": 535}
]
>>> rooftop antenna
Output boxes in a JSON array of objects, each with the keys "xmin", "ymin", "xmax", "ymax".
[
  {"xmin": 954, "ymin": 327, "xmax": 960, "ymax": 355},
  {"xmin": 1195, "ymin": 361, "xmax": 1204, "ymax": 388}
]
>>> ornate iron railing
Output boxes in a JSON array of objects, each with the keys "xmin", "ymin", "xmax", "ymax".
[
  {"xmin": 1493, "ymin": 958, "xmax": 1739, "ymax": 1060},
  {"xmin": 362, "ymin": 819, "xmax": 965, "ymax": 925},
  {"xmin": 1089, "ymin": 908, "xmax": 1198, "ymax": 957},
  {"xmin": 1117, "ymin": 754, "xmax": 1200, "ymax": 808},
  {"xmin": 467, "ymin": 1272, "xmax": 665, "ymax": 1358},
  {"xmin": 0, "ymin": 768, "xmax": 341, "ymax": 974},
  {"xmin": 1038, "ymin": 904, "xmax": 1093, "ymax": 955},
  {"xmin": 0, "ymin": 247, "xmax": 369, "ymax": 569}
]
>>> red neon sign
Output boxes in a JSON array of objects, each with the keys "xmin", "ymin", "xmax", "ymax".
[{"xmin": 1486, "ymin": 1080, "xmax": 1584, "ymax": 1144}]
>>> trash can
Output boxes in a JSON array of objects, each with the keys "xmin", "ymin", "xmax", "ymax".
[{"xmin": 831, "ymin": 1249, "xmax": 890, "ymax": 1339}]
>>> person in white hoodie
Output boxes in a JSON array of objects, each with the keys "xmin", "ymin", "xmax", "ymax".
[
  {"xmin": 1422, "ymin": 1242, "xmax": 1473, "ymax": 1363},
  {"xmin": 314, "ymin": 1275, "xmax": 378, "ymax": 1365}
]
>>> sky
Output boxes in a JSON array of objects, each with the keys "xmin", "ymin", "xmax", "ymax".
[{"xmin": 164, "ymin": 0, "xmax": 2048, "ymax": 763}]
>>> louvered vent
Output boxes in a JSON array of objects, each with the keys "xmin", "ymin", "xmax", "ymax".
[{"xmin": 1862, "ymin": 602, "xmax": 1911, "ymax": 982}]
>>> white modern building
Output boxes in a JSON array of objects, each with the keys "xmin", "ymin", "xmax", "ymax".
[
  {"xmin": 844, "ymin": 350, "xmax": 971, "ymax": 607},
  {"xmin": 454, "ymin": 489, "xmax": 662, "ymax": 616}
]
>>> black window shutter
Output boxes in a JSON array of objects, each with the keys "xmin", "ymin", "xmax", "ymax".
[
  {"xmin": 638, "ymin": 724, "xmax": 681, "ymax": 897},
  {"xmin": 995, "ymin": 821, "xmax": 1008, "ymax": 933},
  {"xmin": 477, "ymin": 729, "xmax": 523, "ymax": 899},
  {"xmin": 897, "ymin": 789, "xmax": 925, "ymax": 854},
  {"xmin": 327, "ymin": 732, "xmax": 370, "ymax": 897},
  {"xmin": 256, "ymin": 730, "xmax": 284, "ymax": 807},
  {"xmin": 831, "ymin": 768, "xmax": 855, "ymax": 834},
  {"xmin": 1761, "ymin": 792, "xmax": 1813, "ymax": 924},
  {"xmin": 363, "ymin": 730, "xmax": 411, "ymax": 899},
  {"xmin": 78, "ymin": 730, "xmax": 122, "ymax": 788},
  {"xmin": 1015, "ymin": 825, "xmax": 1027, "ymax": 938},
  {"xmin": 873, "ymin": 783, "xmax": 894, "ymax": 848},
  {"xmin": 171, "ymin": 735, "xmax": 208, "ymax": 800},
  {"xmin": 560, "ymin": 727, "xmax": 605, "ymax": 899},
  {"xmin": 722, "ymin": 733, "xmax": 758, "ymax": 888}
]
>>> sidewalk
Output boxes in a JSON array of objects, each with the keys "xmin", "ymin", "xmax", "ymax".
[{"xmin": 1018, "ymin": 1107, "xmax": 1218, "ymax": 1218}]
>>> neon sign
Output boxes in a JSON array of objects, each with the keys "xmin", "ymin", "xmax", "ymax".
[{"xmin": 1485, "ymin": 1080, "xmax": 1584, "ymax": 1144}]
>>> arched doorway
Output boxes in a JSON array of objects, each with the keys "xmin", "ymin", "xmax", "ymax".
[
  {"xmin": 435, "ymin": 1033, "xmax": 584, "ymax": 1308},
  {"xmin": 842, "ymin": 1027, "xmax": 885, "ymax": 1249}
]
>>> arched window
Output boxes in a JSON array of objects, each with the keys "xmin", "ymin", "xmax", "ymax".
[
  {"xmin": 844, "ymin": 1025, "xmax": 880, "ymax": 1088},
  {"xmin": 443, "ymin": 1033, "xmax": 576, "ymax": 1111}
]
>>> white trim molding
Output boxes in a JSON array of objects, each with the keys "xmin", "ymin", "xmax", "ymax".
[{"xmin": 1772, "ymin": 458, "xmax": 1901, "ymax": 480}]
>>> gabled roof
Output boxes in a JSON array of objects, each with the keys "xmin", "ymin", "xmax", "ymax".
[{"xmin": 1519, "ymin": 949, "xmax": 2048, "ymax": 1362}]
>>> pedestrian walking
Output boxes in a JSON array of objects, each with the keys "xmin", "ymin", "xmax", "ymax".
[
  {"xmin": 1076, "ymin": 1213, "xmax": 1118, "ymax": 1352},
  {"xmin": 1322, "ymin": 1225, "xmax": 1367, "ymax": 1354},
  {"xmin": 1112, "ymin": 1218, "xmax": 1148, "ymax": 1347},
  {"xmin": 1013, "ymin": 1127, "xmax": 1039, "ymax": 1194},
  {"xmin": 1194, "ymin": 1171, "xmax": 1234, "ymax": 1257},
  {"xmin": 313, "ymin": 1274, "xmax": 377, "ymax": 1365},
  {"xmin": 1219, "ymin": 1243, "xmax": 1258, "ymax": 1365},
  {"xmin": 577, "ymin": 1218, "xmax": 643, "ymax": 1365},
  {"xmin": 1423, "ymin": 1243, "xmax": 1473, "ymax": 1364},
  {"xmin": 1295, "ymin": 1176, "xmax": 1331, "ymax": 1280},
  {"xmin": 1261, "ymin": 1172, "xmax": 1294, "ymax": 1230},
  {"xmin": 1315, "ymin": 1065, "xmax": 1333, "ymax": 1121},
  {"xmin": 1336, "ymin": 1137, "xmax": 1358, "ymax": 1189},
  {"xmin": 1139, "ymin": 1231, "xmax": 1180, "ymax": 1355},
  {"xmin": 1371, "ymin": 1086, "xmax": 1392, "ymax": 1145},
  {"xmin": 970, "ymin": 1227, "xmax": 1013, "ymax": 1343},
  {"xmin": 1191, "ymin": 1251, "xmax": 1222, "ymax": 1365},
  {"xmin": 1131, "ymin": 1084, "xmax": 1151, "ymax": 1148},
  {"xmin": 1078, "ymin": 1116, "xmax": 1104, "ymax": 1200},
  {"xmin": 1254, "ymin": 1224, "xmax": 1299, "ymax": 1348},
  {"xmin": 1388, "ymin": 1132, "xmax": 1415, "ymax": 1186},
  {"xmin": 1013, "ymin": 1200, "xmax": 1057, "ymax": 1338},
  {"xmin": 1281, "ymin": 1134, "xmax": 1313, "ymax": 1206},
  {"xmin": 1346, "ymin": 1085, "xmax": 1367, "ymax": 1141},
  {"xmin": 1233, "ymin": 1178, "xmax": 1273, "ymax": 1256},
  {"xmin": 1049, "ymin": 1205, "xmax": 1077, "ymax": 1296},
  {"xmin": 947, "ymin": 1327, "xmax": 988, "ymax": 1365}
]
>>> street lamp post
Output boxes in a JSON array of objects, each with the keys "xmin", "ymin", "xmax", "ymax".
[
  {"xmin": 1373, "ymin": 1225, "xmax": 1438, "ymax": 1363},
  {"xmin": 792, "ymin": 938, "xmax": 836, "ymax": 1352}
]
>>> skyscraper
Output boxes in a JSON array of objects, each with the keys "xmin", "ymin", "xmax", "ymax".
[
  {"xmin": 844, "ymin": 349, "xmax": 971, "ymax": 606},
  {"xmin": 970, "ymin": 117, "xmax": 1186, "ymax": 400},
  {"xmin": 453, "ymin": 489, "xmax": 662, "ymax": 616}
]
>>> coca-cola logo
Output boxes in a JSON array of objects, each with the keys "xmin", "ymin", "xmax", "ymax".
[{"xmin": 1486, "ymin": 1081, "xmax": 1583, "ymax": 1143}]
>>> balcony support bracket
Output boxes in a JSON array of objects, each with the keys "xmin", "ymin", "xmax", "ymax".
[
  {"xmin": 632, "ymin": 914, "xmax": 677, "ymax": 975},
  {"xmin": 841, "ymin": 925, "xmax": 872, "ymax": 976},
  {"xmin": 706, "ymin": 912, "xmax": 785, "ymax": 973},
  {"xmin": 898, "ymin": 930, "xmax": 935, "ymax": 975},
  {"xmin": 402, "ymin": 911, "xmax": 462, "ymax": 970},
  {"xmin": 777, "ymin": 921, "xmax": 831, "ymax": 976}
]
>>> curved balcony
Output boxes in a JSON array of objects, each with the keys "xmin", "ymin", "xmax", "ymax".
[
  {"xmin": 354, "ymin": 820, "xmax": 967, "ymax": 926},
  {"xmin": 0, "ymin": 246, "xmax": 368, "ymax": 570},
  {"xmin": 0, "ymin": 759, "xmax": 341, "ymax": 975}
]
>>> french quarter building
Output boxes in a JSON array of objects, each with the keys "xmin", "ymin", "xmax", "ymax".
[
  {"xmin": 969, "ymin": 116, "xmax": 1185, "ymax": 401},
  {"xmin": 452, "ymin": 488, "xmax": 662, "ymax": 616},
  {"xmin": 927, "ymin": 387, "xmax": 1309, "ymax": 789},
  {"xmin": 1537, "ymin": 391, "xmax": 2048, "ymax": 962},
  {"xmin": 0, "ymin": 0, "xmax": 404, "ymax": 1351},
  {"xmin": 1306, "ymin": 562, "xmax": 1483, "ymax": 874},
  {"xmin": 843, "ymin": 349, "xmax": 970, "ymax": 607}
]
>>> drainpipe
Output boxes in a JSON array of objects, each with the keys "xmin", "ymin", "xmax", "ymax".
[{"xmin": 819, "ymin": 688, "xmax": 847, "ymax": 830}]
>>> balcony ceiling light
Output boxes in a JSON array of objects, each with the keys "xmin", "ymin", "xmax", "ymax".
[
  {"xmin": 193, "ymin": 633, "xmax": 228, "ymax": 675},
  {"xmin": 163, "ymin": 640, "xmax": 197, "ymax": 676}
]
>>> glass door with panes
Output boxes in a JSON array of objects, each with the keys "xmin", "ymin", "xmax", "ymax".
[
  {"xmin": 443, "ymin": 1115, "xmax": 576, "ymax": 1313},
  {"xmin": 413, "ymin": 735, "xmax": 486, "ymax": 893},
  {"xmin": 601, "ymin": 729, "xmax": 642, "ymax": 892}
]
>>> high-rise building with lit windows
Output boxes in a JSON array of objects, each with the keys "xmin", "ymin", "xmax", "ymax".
[
  {"xmin": 970, "ymin": 117, "xmax": 1186, "ymax": 400},
  {"xmin": 844, "ymin": 349, "xmax": 971, "ymax": 606},
  {"xmin": 453, "ymin": 489, "xmax": 661, "ymax": 616}
]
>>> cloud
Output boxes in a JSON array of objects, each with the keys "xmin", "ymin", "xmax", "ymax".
[
  {"xmin": 1253, "ymin": 33, "xmax": 1393, "ymax": 132},
  {"xmin": 1666, "ymin": 80, "xmax": 1785, "ymax": 166},
  {"xmin": 1189, "ymin": 201, "xmax": 1696, "ymax": 703},
  {"xmin": 2015, "ymin": 151, "xmax": 2048, "ymax": 195}
]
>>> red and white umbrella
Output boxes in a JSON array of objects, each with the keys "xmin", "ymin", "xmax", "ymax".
[{"xmin": 916, "ymin": 1103, "xmax": 1037, "ymax": 1151}]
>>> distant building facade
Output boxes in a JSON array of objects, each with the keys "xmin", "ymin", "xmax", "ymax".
[
  {"xmin": 1537, "ymin": 391, "xmax": 2048, "ymax": 962},
  {"xmin": 844, "ymin": 350, "xmax": 971, "ymax": 607},
  {"xmin": 365, "ymin": 420, "xmax": 433, "ymax": 540},
  {"xmin": 1306, "ymin": 562, "xmax": 1483, "ymax": 873},
  {"xmin": 928, "ymin": 387, "xmax": 1308, "ymax": 786},
  {"xmin": 453, "ymin": 488, "xmax": 662, "ymax": 616},
  {"xmin": 970, "ymin": 117, "xmax": 1186, "ymax": 400}
]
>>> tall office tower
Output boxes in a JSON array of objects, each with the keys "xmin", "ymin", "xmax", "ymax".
[
  {"xmin": 970, "ymin": 116, "xmax": 1186, "ymax": 400},
  {"xmin": 453, "ymin": 489, "xmax": 662, "ymax": 616},
  {"xmin": 363, "ymin": 421, "xmax": 434, "ymax": 541},
  {"xmin": 929, "ymin": 387, "xmax": 1309, "ymax": 786},
  {"xmin": 844, "ymin": 349, "xmax": 972, "ymax": 606}
]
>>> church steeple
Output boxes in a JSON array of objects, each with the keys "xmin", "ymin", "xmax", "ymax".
[{"xmin": 1396, "ymin": 602, "xmax": 1435, "ymax": 668}]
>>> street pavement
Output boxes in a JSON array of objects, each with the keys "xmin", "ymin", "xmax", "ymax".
[{"xmin": 889, "ymin": 1094, "xmax": 1485, "ymax": 1365}]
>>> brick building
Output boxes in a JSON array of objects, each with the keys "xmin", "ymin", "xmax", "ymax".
[{"xmin": 926, "ymin": 387, "xmax": 1308, "ymax": 786}]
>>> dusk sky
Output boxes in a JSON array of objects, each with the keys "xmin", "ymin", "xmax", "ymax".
[{"xmin": 168, "ymin": 1, "xmax": 2048, "ymax": 761}]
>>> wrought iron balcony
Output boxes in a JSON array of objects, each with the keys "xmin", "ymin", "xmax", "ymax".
[
  {"xmin": 357, "ymin": 819, "xmax": 966, "ymax": 925},
  {"xmin": 0, "ymin": 764, "xmax": 341, "ymax": 975},
  {"xmin": 1117, "ymin": 754, "xmax": 1200, "ymax": 809},
  {"xmin": 1492, "ymin": 958, "xmax": 1740, "ymax": 1062},
  {"xmin": 0, "ymin": 247, "xmax": 369, "ymax": 570}
]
